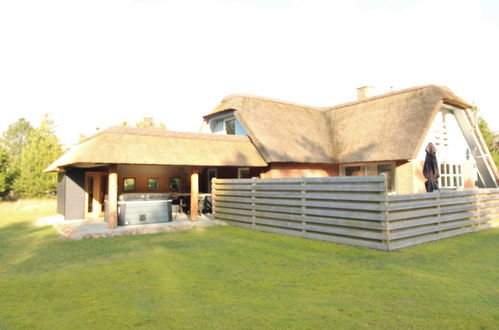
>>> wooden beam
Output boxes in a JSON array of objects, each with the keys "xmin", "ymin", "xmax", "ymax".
[
  {"xmin": 190, "ymin": 167, "xmax": 199, "ymax": 221},
  {"xmin": 108, "ymin": 165, "xmax": 118, "ymax": 229}
]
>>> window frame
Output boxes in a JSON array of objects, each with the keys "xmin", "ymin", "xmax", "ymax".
[
  {"xmin": 123, "ymin": 177, "xmax": 136, "ymax": 192},
  {"xmin": 224, "ymin": 117, "xmax": 236, "ymax": 135},
  {"xmin": 342, "ymin": 165, "xmax": 366, "ymax": 177},
  {"xmin": 439, "ymin": 163, "xmax": 463, "ymax": 189},
  {"xmin": 169, "ymin": 178, "xmax": 181, "ymax": 192},
  {"xmin": 147, "ymin": 177, "xmax": 159, "ymax": 191},
  {"xmin": 340, "ymin": 162, "xmax": 396, "ymax": 192}
]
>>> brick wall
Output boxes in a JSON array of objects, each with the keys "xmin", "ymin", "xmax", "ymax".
[
  {"xmin": 411, "ymin": 161, "xmax": 427, "ymax": 194},
  {"xmin": 395, "ymin": 161, "xmax": 414, "ymax": 194},
  {"xmin": 260, "ymin": 163, "xmax": 339, "ymax": 179}
]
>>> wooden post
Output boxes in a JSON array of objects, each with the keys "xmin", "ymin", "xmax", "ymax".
[
  {"xmin": 108, "ymin": 164, "xmax": 118, "ymax": 229},
  {"xmin": 381, "ymin": 176, "xmax": 390, "ymax": 250},
  {"xmin": 251, "ymin": 178, "xmax": 256, "ymax": 226},
  {"xmin": 300, "ymin": 178, "xmax": 306, "ymax": 233},
  {"xmin": 190, "ymin": 167, "xmax": 199, "ymax": 221}
]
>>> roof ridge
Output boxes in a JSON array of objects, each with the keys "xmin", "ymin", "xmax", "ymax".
[
  {"xmin": 221, "ymin": 94, "xmax": 324, "ymax": 111},
  {"xmin": 324, "ymin": 85, "xmax": 444, "ymax": 112},
  {"xmin": 79, "ymin": 126, "xmax": 251, "ymax": 144},
  {"xmin": 215, "ymin": 85, "xmax": 452, "ymax": 115}
]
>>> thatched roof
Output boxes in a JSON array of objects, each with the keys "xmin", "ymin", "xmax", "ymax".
[
  {"xmin": 207, "ymin": 85, "xmax": 472, "ymax": 163},
  {"xmin": 325, "ymin": 85, "xmax": 471, "ymax": 162},
  {"xmin": 206, "ymin": 95, "xmax": 334, "ymax": 163},
  {"xmin": 46, "ymin": 126, "xmax": 267, "ymax": 171}
]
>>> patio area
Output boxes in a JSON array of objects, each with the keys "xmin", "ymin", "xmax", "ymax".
[{"xmin": 37, "ymin": 213, "xmax": 225, "ymax": 240}]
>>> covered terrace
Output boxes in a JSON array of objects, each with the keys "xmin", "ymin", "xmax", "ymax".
[{"xmin": 46, "ymin": 126, "xmax": 267, "ymax": 228}]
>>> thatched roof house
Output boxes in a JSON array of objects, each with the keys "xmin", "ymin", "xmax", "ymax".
[{"xmin": 51, "ymin": 84, "xmax": 498, "ymax": 224}]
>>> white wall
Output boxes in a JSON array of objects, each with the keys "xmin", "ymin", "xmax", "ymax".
[{"xmin": 414, "ymin": 108, "xmax": 476, "ymax": 165}]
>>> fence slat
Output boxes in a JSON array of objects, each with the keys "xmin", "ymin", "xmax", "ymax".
[
  {"xmin": 387, "ymin": 212, "xmax": 475, "ymax": 230},
  {"xmin": 226, "ymin": 221, "xmax": 388, "ymax": 250}
]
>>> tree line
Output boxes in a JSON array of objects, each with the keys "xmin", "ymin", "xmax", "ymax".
[{"xmin": 0, "ymin": 116, "xmax": 167, "ymax": 200}]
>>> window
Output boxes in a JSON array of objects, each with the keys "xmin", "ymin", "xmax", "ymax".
[
  {"xmin": 209, "ymin": 115, "xmax": 248, "ymax": 135},
  {"xmin": 123, "ymin": 178, "xmax": 136, "ymax": 192},
  {"xmin": 169, "ymin": 178, "xmax": 181, "ymax": 192},
  {"xmin": 224, "ymin": 118, "xmax": 235, "ymax": 135},
  {"xmin": 439, "ymin": 163, "xmax": 463, "ymax": 189},
  {"xmin": 210, "ymin": 119, "xmax": 224, "ymax": 133},
  {"xmin": 377, "ymin": 165, "xmax": 395, "ymax": 192},
  {"xmin": 342, "ymin": 163, "xmax": 396, "ymax": 192},
  {"xmin": 238, "ymin": 167, "xmax": 250, "ymax": 178},
  {"xmin": 345, "ymin": 166, "xmax": 364, "ymax": 176},
  {"xmin": 148, "ymin": 178, "xmax": 159, "ymax": 191}
]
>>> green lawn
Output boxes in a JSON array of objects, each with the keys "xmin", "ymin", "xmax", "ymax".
[{"xmin": 0, "ymin": 200, "xmax": 498, "ymax": 329}]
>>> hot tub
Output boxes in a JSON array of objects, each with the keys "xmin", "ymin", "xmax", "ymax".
[{"xmin": 105, "ymin": 193, "xmax": 172, "ymax": 226}]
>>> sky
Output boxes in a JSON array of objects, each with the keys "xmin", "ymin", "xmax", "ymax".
[{"xmin": 1, "ymin": 0, "xmax": 498, "ymax": 146}]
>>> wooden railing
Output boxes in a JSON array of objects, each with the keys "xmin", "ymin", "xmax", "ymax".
[{"xmin": 212, "ymin": 176, "xmax": 499, "ymax": 250}]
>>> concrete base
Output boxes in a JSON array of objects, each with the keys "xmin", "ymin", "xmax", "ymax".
[{"xmin": 36, "ymin": 214, "xmax": 225, "ymax": 240}]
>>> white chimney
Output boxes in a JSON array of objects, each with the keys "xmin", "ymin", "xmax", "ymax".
[{"xmin": 357, "ymin": 86, "xmax": 374, "ymax": 100}]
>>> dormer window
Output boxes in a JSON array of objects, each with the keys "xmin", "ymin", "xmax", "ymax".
[{"xmin": 206, "ymin": 112, "xmax": 247, "ymax": 135}]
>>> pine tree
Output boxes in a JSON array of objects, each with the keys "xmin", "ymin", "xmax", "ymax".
[
  {"xmin": 13, "ymin": 115, "xmax": 63, "ymax": 197},
  {"xmin": 0, "ymin": 146, "xmax": 9, "ymax": 196},
  {"xmin": 0, "ymin": 118, "xmax": 34, "ymax": 195},
  {"xmin": 1, "ymin": 118, "xmax": 33, "ymax": 161}
]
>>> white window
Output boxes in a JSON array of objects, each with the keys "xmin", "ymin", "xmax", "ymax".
[
  {"xmin": 210, "ymin": 119, "xmax": 224, "ymax": 133},
  {"xmin": 209, "ymin": 115, "xmax": 248, "ymax": 135},
  {"xmin": 341, "ymin": 163, "xmax": 395, "ymax": 192},
  {"xmin": 237, "ymin": 167, "xmax": 250, "ymax": 178},
  {"xmin": 439, "ymin": 163, "xmax": 463, "ymax": 189}
]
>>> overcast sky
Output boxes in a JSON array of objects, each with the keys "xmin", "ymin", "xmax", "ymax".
[{"xmin": 1, "ymin": 0, "xmax": 498, "ymax": 146}]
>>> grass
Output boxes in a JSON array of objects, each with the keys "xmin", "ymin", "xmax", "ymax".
[{"xmin": 0, "ymin": 200, "xmax": 498, "ymax": 329}]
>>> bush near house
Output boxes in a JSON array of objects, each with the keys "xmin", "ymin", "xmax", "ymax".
[{"xmin": 0, "ymin": 200, "xmax": 498, "ymax": 329}]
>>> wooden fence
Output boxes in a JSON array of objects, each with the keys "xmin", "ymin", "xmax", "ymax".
[{"xmin": 212, "ymin": 176, "xmax": 499, "ymax": 251}]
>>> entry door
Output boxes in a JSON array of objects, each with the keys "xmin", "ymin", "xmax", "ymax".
[{"xmin": 85, "ymin": 172, "xmax": 107, "ymax": 219}]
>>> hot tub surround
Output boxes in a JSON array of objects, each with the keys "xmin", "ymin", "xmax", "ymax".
[{"xmin": 105, "ymin": 193, "xmax": 172, "ymax": 226}]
